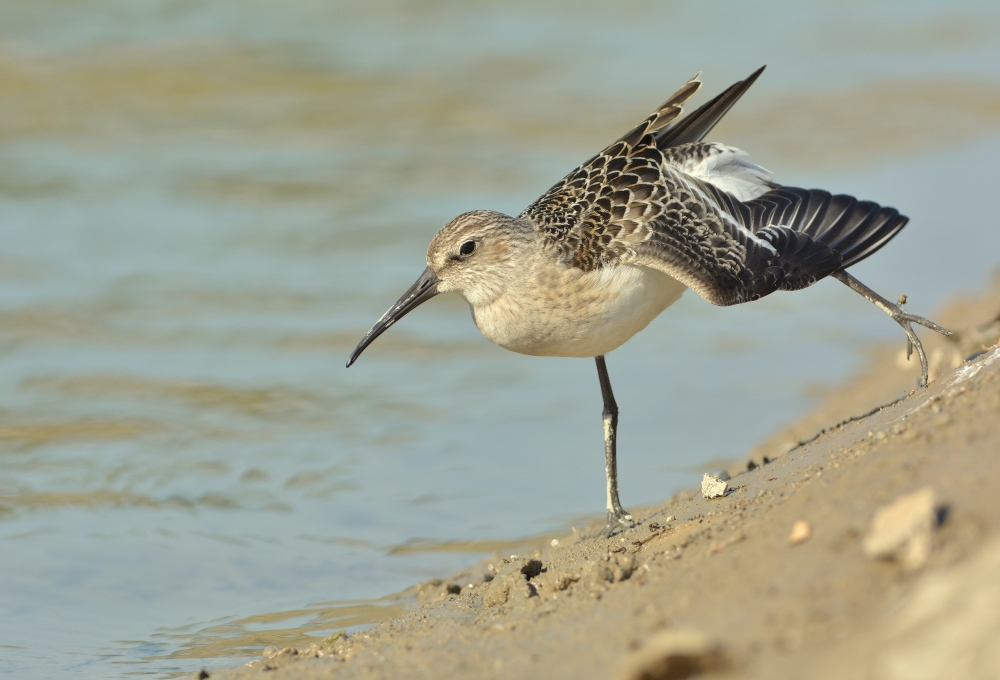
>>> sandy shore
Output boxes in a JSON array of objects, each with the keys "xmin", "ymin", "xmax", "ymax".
[{"xmin": 208, "ymin": 274, "xmax": 1000, "ymax": 680}]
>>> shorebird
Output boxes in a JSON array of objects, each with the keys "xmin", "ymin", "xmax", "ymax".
[{"xmin": 347, "ymin": 67, "xmax": 951, "ymax": 535}]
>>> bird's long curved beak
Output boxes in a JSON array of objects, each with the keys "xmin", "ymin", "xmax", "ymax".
[{"xmin": 346, "ymin": 267, "xmax": 441, "ymax": 367}]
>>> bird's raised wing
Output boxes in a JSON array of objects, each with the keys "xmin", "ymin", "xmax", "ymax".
[
  {"xmin": 520, "ymin": 68, "xmax": 783, "ymax": 304},
  {"xmin": 520, "ymin": 67, "xmax": 901, "ymax": 307}
]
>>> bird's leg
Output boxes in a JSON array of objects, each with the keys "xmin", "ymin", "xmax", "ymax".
[
  {"xmin": 595, "ymin": 355, "xmax": 633, "ymax": 536},
  {"xmin": 832, "ymin": 270, "xmax": 953, "ymax": 387}
]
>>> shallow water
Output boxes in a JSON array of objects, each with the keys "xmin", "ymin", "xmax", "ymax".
[{"xmin": 1, "ymin": 1, "xmax": 999, "ymax": 677}]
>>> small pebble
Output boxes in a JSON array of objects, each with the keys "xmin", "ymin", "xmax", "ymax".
[
  {"xmin": 863, "ymin": 487, "xmax": 936, "ymax": 570},
  {"xmin": 550, "ymin": 538, "xmax": 559, "ymax": 547},
  {"xmin": 713, "ymin": 469, "xmax": 730, "ymax": 481},
  {"xmin": 788, "ymin": 520, "xmax": 811, "ymax": 545},
  {"xmin": 621, "ymin": 629, "xmax": 725, "ymax": 680}
]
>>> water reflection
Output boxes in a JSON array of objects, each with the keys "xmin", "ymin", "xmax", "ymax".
[
  {"xmin": 159, "ymin": 594, "xmax": 411, "ymax": 661},
  {"xmin": 141, "ymin": 533, "xmax": 551, "ymax": 667},
  {"xmin": 1, "ymin": 0, "xmax": 999, "ymax": 677}
]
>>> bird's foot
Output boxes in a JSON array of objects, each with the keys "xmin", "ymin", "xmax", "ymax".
[
  {"xmin": 888, "ymin": 300, "xmax": 953, "ymax": 388},
  {"xmin": 600, "ymin": 508, "xmax": 635, "ymax": 538},
  {"xmin": 832, "ymin": 272, "xmax": 953, "ymax": 389}
]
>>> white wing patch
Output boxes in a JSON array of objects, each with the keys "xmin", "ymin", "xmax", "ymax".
[{"xmin": 666, "ymin": 143, "xmax": 774, "ymax": 202}]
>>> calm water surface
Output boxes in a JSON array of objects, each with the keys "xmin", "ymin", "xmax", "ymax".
[{"xmin": 1, "ymin": 1, "xmax": 999, "ymax": 677}]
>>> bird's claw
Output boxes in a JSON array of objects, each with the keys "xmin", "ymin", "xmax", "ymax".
[
  {"xmin": 890, "ymin": 308, "xmax": 954, "ymax": 388},
  {"xmin": 600, "ymin": 509, "xmax": 634, "ymax": 538}
]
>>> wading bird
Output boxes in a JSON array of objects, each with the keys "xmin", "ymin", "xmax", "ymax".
[{"xmin": 347, "ymin": 67, "xmax": 951, "ymax": 536}]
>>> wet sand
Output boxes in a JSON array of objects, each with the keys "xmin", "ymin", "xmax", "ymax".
[{"xmin": 208, "ymin": 275, "xmax": 1000, "ymax": 680}]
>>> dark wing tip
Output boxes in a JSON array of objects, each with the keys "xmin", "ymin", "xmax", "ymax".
[{"xmin": 653, "ymin": 65, "xmax": 767, "ymax": 148}]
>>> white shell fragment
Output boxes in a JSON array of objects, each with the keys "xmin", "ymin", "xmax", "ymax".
[{"xmin": 701, "ymin": 473, "xmax": 728, "ymax": 499}]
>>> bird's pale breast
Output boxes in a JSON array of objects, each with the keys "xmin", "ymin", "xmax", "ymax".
[{"xmin": 470, "ymin": 264, "xmax": 686, "ymax": 357}]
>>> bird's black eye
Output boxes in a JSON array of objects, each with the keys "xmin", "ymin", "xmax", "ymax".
[{"xmin": 459, "ymin": 240, "xmax": 477, "ymax": 256}]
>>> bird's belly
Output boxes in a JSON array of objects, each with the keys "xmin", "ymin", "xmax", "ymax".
[{"xmin": 472, "ymin": 265, "xmax": 686, "ymax": 357}]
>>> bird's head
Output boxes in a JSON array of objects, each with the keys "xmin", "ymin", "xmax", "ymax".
[
  {"xmin": 426, "ymin": 210, "xmax": 537, "ymax": 306},
  {"xmin": 346, "ymin": 210, "xmax": 535, "ymax": 367}
]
